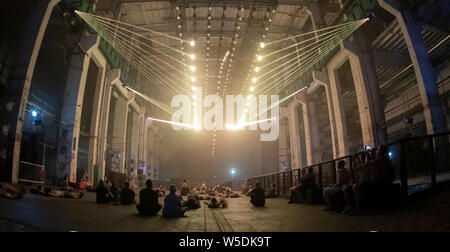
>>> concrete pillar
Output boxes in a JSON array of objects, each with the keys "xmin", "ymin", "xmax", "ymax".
[
  {"xmin": 378, "ymin": 0, "xmax": 446, "ymax": 135},
  {"xmin": 148, "ymin": 126, "xmax": 160, "ymax": 181},
  {"xmin": 96, "ymin": 69, "xmax": 120, "ymax": 183},
  {"xmin": 305, "ymin": 0, "xmax": 326, "ymax": 30},
  {"xmin": 288, "ymin": 100, "xmax": 303, "ymax": 169},
  {"xmin": 128, "ymin": 105, "xmax": 143, "ymax": 187},
  {"xmin": 296, "ymin": 93, "xmax": 322, "ymax": 165},
  {"xmin": 311, "ymin": 71, "xmax": 339, "ymax": 158},
  {"xmin": 86, "ymin": 48, "xmax": 107, "ymax": 186},
  {"xmin": 57, "ymin": 35, "xmax": 100, "ymax": 183},
  {"xmin": 342, "ymin": 34, "xmax": 388, "ymax": 147},
  {"xmin": 0, "ymin": 0, "xmax": 60, "ymax": 183},
  {"xmin": 278, "ymin": 110, "xmax": 290, "ymax": 171},
  {"xmin": 327, "ymin": 49, "xmax": 350, "ymax": 157},
  {"xmin": 111, "ymin": 90, "xmax": 134, "ymax": 174}
]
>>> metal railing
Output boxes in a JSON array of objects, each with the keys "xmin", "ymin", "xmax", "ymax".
[{"xmin": 246, "ymin": 132, "xmax": 450, "ymax": 198}]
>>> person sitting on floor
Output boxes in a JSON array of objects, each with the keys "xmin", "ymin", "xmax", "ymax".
[
  {"xmin": 181, "ymin": 180, "xmax": 189, "ymax": 196},
  {"xmin": 110, "ymin": 182, "xmax": 121, "ymax": 204},
  {"xmin": 250, "ymin": 182, "xmax": 266, "ymax": 207},
  {"xmin": 298, "ymin": 167, "xmax": 319, "ymax": 202},
  {"xmin": 352, "ymin": 145, "xmax": 394, "ymax": 215},
  {"xmin": 323, "ymin": 160, "xmax": 351, "ymax": 212},
  {"xmin": 288, "ymin": 168, "xmax": 307, "ymax": 203},
  {"xmin": 0, "ymin": 182, "xmax": 24, "ymax": 200},
  {"xmin": 205, "ymin": 197, "xmax": 228, "ymax": 208},
  {"xmin": 163, "ymin": 185, "xmax": 188, "ymax": 218},
  {"xmin": 120, "ymin": 182, "xmax": 135, "ymax": 205},
  {"xmin": 186, "ymin": 193, "xmax": 201, "ymax": 210},
  {"xmin": 96, "ymin": 180, "xmax": 112, "ymax": 204},
  {"xmin": 265, "ymin": 183, "xmax": 278, "ymax": 198},
  {"xmin": 137, "ymin": 179, "xmax": 162, "ymax": 216}
]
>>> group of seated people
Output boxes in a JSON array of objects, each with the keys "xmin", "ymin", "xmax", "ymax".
[
  {"xmin": 288, "ymin": 167, "xmax": 320, "ymax": 204},
  {"xmin": 29, "ymin": 175, "xmax": 85, "ymax": 199},
  {"xmin": 181, "ymin": 180, "xmax": 239, "ymax": 198},
  {"xmin": 241, "ymin": 145, "xmax": 395, "ymax": 215},
  {"xmin": 136, "ymin": 179, "xmax": 188, "ymax": 218},
  {"xmin": 322, "ymin": 145, "xmax": 395, "ymax": 215},
  {"xmin": 96, "ymin": 180, "xmax": 135, "ymax": 205}
]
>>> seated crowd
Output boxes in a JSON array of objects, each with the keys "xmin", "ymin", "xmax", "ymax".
[{"xmin": 240, "ymin": 145, "xmax": 396, "ymax": 215}]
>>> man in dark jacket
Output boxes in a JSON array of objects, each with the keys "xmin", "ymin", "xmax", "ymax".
[
  {"xmin": 120, "ymin": 182, "xmax": 135, "ymax": 205},
  {"xmin": 250, "ymin": 182, "xmax": 266, "ymax": 207},
  {"xmin": 136, "ymin": 179, "xmax": 161, "ymax": 216}
]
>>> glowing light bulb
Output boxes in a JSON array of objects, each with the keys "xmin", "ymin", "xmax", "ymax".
[
  {"xmin": 260, "ymin": 42, "xmax": 265, "ymax": 48},
  {"xmin": 190, "ymin": 40, "xmax": 195, "ymax": 47},
  {"xmin": 190, "ymin": 54, "xmax": 196, "ymax": 60},
  {"xmin": 191, "ymin": 76, "xmax": 197, "ymax": 82},
  {"xmin": 257, "ymin": 55, "xmax": 263, "ymax": 61},
  {"xmin": 250, "ymin": 86, "xmax": 255, "ymax": 92},
  {"xmin": 252, "ymin": 77, "xmax": 257, "ymax": 83},
  {"xmin": 255, "ymin": 67, "xmax": 260, "ymax": 72},
  {"xmin": 190, "ymin": 66, "xmax": 196, "ymax": 72}
]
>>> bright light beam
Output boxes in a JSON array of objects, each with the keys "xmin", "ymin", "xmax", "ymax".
[
  {"xmin": 148, "ymin": 117, "xmax": 196, "ymax": 129},
  {"xmin": 226, "ymin": 117, "xmax": 277, "ymax": 130}
]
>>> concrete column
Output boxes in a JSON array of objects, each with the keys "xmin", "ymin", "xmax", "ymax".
[
  {"xmin": 86, "ymin": 48, "xmax": 107, "ymax": 186},
  {"xmin": 0, "ymin": 0, "xmax": 60, "ymax": 183},
  {"xmin": 305, "ymin": 0, "xmax": 326, "ymax": 31},
  {"xmin": 379, "ymin": 0, "xmax": 446, "ymax": 135},
  {"xmin": 148, "ymin": 126, "xmax": 160, "ymax": 181},
  {"xmin": 96, "ymin": 69, "xmax": 120, "ymax": 183},
  {"xmin": 57, "ymin": 35, "xmax": 100, "ymax": 183},
  {"xmin": 278, "ymin": 111, "xmax": 290, "ymax": 171},
  {"xmin": 327, "ymin": 49, "xmax": 350, "ymax": 157},
  {"xmin": 128, "ymin": 105, "xmax": 143, "ymax": 186},
  {"xmin": 342, "ymin": 35, "xmax": 388, "ymax": 147},
  {"xmin": 311, "ymin": 71, "xmax": 339, "ymax": 158},
  {"xmin": 111, "ymin": 90, "xmax": 134, "ymax": 174},
  {"xmin": 288, "ymin": 100, "xmax": 302, "ymax": 169},
  {"xmin": 296, "ymin": 93, "xmax": 322, "ymax": 165}
]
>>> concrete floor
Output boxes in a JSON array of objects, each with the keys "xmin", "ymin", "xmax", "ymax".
[{"xmin": 1, "ymin": 189, "xmax": 450, "ymax": 232}]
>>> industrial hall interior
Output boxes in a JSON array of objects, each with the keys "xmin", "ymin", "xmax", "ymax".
[{"xmin": 0, "ymin": 0, "xmax": 449, "ymax": 232}]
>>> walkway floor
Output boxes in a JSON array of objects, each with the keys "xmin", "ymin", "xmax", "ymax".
[{"xmin": 1, "ymin": 189, "xmax": 450, "ymax": 232}]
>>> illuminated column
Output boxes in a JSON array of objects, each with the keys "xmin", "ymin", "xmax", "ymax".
[
  {"xmin": 0, "ymin": 0, "xmax": 60, "ymax": 183},
  {"xmin": 342, "ymin": 35, "xmax": 388, "ymax": 147},
  {"xmin": 312, "ymin": 71, "xmax": 339, "ymax": 158},
  {"xmin": 288, "ymin": 100, "xmax": 303, "ymax": 169},
  {"xmin": 86, "ymin": 48, "xmax": 107, "ymax": 186},
  {"xmin": 279, "ymin": 108, "xmax": 291, "ymax": 171},
  {"xmin": 296, "ymin": 93, "xmax": 322, "ymax": 165},
  {"xmin": 111, "ymin": 88, "xmax": 134, "ymax": 174},
  {"xmin": 379, "ymin": 0, "xmax": 446, "ymax": 135},
  {"xmin": 97, "ymin": 69, "xmax": 120, "ymax": 182},
  {"xmin": 57, "ymin": 35, "xmax": 100, "ymax": 183},
  {"xmin": 128, "ymin": 102, "xmax": 143, "ymax": 186},
  {"xmin": 327, "ymin": 49, "xmax": 350, "ymax": 157}
]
